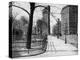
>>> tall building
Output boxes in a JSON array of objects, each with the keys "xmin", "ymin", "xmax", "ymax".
[
  {"xmin": 61, "ymin": 5, "xmax": 78, "ymax": 35},
  {"xmin": 42, "ymin": 7, "xmax": 50, "ymax": 35}
]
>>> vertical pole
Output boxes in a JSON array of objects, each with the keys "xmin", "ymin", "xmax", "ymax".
[
  {"xmin": 9, "ymin": 2, "xmax": 13, "ymax": 58},
  {"xmin": 65, "ymin": 23, "xmax": 67, "ymax": 44},
  {"xmin": 48, "ymin": 5, "xmax": 50, "ymax": 35},
  {"xmin": 26, "ymin": 2, "xmax": 35, "ymax": 49}
]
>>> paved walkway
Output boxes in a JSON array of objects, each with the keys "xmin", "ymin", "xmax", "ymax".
[
  {"xmin": 59, "ymin": 35, "xmax": 78, "ymax": 48},
  {"xmin": 32, "ymin": 35, "xmax": 78, "ymax": 57}
]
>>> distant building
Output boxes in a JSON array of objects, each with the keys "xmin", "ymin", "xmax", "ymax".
[
  {"xmin": 42, "ymin": 6, "xmax": 50, "ymax": 35},
  {"xmin": 42, "ymin": 8, "xmax": 49, "ymax": 35},
  {"xmin": 61, "ymin": 5, "xmax": 78, "ymax": 35},
  {"xmin": 34, "ymin": 8, "xmax": 49, "ymax": 36},
  {"xmin": 42, "ymin": 8, "xmax": 49, "ymax": 25}
]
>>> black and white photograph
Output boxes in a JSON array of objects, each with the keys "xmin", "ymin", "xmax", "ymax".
[{"xmin": 9, "ymin": 1, "xmax": 78, "ymax": 58}]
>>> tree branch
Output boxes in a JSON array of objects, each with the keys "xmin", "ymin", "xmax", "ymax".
[{"xmin": 9, "ymin": 5, "xmax": 30, "ymax": 15}]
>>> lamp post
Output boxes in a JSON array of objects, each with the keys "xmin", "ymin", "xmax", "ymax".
[{"xmin": 65, "ymin": 23, "xmax": 67, "ymax": 44}]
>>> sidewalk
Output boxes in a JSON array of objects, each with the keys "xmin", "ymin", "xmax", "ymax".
[
  {"xmin": 59, "ymin": 34, "xmax": 78, "ymax": 48},
  {"xmin": 32, "ymin": 35, "xmax": 78, "ymax": 57}
]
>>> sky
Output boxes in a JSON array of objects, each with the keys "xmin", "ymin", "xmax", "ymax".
[{"xmin": 11, "ymin": 1, "xmax": 66, "ymax": 33}]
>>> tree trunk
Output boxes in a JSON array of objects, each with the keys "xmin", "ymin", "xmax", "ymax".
[{"xmin": 26, "ymin": 3, "xmax": 35, "ymax": 49}]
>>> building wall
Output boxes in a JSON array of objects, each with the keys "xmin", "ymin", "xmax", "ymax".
[
  {"xmin": 61, "ymin": 6, "xmax": 69, "ymax": 35},
  {"xmin": 60, "ymin": 5, "xmax": 78, "ymax": 46},
  {"xmin": 61, "ymin": 5, "xmax": 78, "ymax": 35},
  {"xmin": 69, "ymin": 5, "xmax": 78, "ymax": 34}
]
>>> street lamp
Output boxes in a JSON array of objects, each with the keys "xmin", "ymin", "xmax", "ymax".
[{"xmin": 64, "ymin": 23, "xmax": 67, "ymax": 44}]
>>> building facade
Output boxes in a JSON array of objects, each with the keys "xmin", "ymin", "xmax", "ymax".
[{"xmin": 61, "ymin": 5, "xmax": 78, "ymax": 35}]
